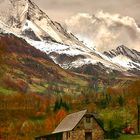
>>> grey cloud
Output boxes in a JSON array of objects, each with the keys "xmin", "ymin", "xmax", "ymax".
[
  {"xmin": 32, "ymin": 0, "xmax": 140, "ymax": 23},
  {"xmin": 65, "ymin": 12, "xmax": 140, "ymax": 52}
]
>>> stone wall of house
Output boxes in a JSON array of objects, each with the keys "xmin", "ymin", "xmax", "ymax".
[
  {"xmin": 63, "ymin": 130, "xmax": 85, "ymax": 140},
  {"xmin": 63, "ymin": 128, "xmax": 104, "ymax": 140},
  {"xmin": 66, "ymin": 115, "xmax": 104, "ymax": 140},
  {"xmin": 91, "ymin": 122, "xmax": 104, "ymax": 140}
]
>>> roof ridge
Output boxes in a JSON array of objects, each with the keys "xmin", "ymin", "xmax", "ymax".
[
  {"xmin": 53, "ymin": 110, "xmax": 87, "ymax": 134},
  {"xmin": 67, "ymin": 109, "xmax": 87, "ymax": 116}
]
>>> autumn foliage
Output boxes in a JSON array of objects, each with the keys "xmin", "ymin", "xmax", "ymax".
[{"xmin": 0, "ymin": 33, "xmax": 140, "ymax": 139}]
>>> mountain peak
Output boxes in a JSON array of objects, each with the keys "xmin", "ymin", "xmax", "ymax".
[
  {"xmin": 0, "ymin": 0, "xmax": 84, "ymax": 46},
  {"xmin": 104, "ymin": 45, "xmax": 140, "ymax": 66},
  {"xmin": 104, "ymin": 45, "xmax": 134, "ymax": 58},
  {"xmin": 116, "ymin": 45, "xmax": 131, "ymax": 54}
]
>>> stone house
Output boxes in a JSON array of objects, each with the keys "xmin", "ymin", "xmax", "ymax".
[{"xmin": 35, "ymin": 110, "xmax": 105, "ymax": 140}]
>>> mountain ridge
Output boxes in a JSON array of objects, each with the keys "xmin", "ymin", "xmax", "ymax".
[
  {"xmin": 0, "ymin": 32, "xmax": 89, "ymax": 94},
  {"xmin": 0, "ymin": 0, "xmax": 140, "ymax": 77}
]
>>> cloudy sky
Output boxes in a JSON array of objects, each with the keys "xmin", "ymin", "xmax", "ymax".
[{"xmin": 33, "ymin": 0, "xmax": 140, "ymax": 24}]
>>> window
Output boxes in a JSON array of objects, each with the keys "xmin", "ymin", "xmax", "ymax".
[
  {"xmin": 86, "ymin": 117, "xmax": 91, "ymax": 123},
  {"xmin": 66, "ymin": 132, "xmax": 70, "ymax": 139}
]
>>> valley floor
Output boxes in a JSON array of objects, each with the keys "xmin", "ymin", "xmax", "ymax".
[
  {"xmin": 106, "ymin": 135, "xmax": 140, "ymax": 140},
  {"xmin": 119, "ymin": 135, "xmax": 140, "ymax": 140}
]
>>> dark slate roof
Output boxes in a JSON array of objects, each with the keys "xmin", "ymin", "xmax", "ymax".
[{"xmin": 53, "ymin": 110, "xmax": 87, "ymax": 134}]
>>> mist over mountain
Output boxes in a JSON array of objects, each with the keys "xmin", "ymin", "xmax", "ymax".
[{"xmin": 65, "ymin": 11, "xmax": 140, "ymax": 52}]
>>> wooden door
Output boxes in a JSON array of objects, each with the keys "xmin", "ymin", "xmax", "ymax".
[{"xmin": 85, "ymin": 132, "xmax": 92, "ymax": 140}]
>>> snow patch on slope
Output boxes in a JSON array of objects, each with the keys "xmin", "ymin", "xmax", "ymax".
[
  {"xmin": 26, "ymin": 38, "xmax": 129, "ymax": 71},
  {"xmin": 27, "ymin": 39, "xmax": 89, "ymax": 56},
  {"xmin": 112, "ymin": 55, "xmax": 134, "ymax": 69},
  {"xmin": 70, "ymin": 58, "xmax": 97, "ymax": 68}
]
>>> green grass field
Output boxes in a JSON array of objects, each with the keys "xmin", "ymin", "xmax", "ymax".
[
  {"xmin": 118, "ymin": 135, "xmax": 140, "ymax": 140},
  {"xmin": 106, "ymin": 135, "xmax": 140, "ymax": 140}
]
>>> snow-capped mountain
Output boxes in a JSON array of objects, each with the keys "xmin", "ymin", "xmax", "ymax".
[
  {"xmin": 0, "ymin": 0, "xmax": 83, "ymax": 46},
  {"xmin": 28, "ymin": 39, "xmax": 139, "ymax": 76},
  {"xmin": 104, "ymin": 45, "xmax": 140, "ymax": 71},
  {"xmin": 0, "ymin": 0, "xmax": 140, "ymax": 77}
]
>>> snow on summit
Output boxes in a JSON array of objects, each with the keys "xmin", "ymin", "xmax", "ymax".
[{"xmin": 0, "ymin": 0, "xmax": 84, "ymax": 46}]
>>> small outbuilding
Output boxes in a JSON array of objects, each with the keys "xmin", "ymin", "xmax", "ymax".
[{"xmin": 35, "ymin": 110, "xmax": 105, "ymax": 140}]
